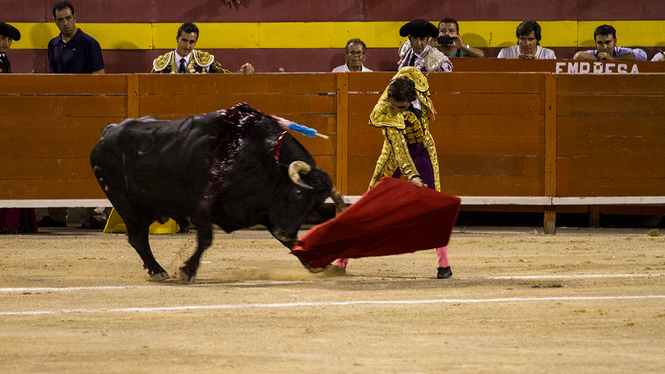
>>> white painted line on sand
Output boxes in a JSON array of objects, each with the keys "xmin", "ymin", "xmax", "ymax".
[
  {"xmin": 0, "ymin": 286, "xmax": 156, "ymax": 293},
  {"xmin": 1, "ymin": 273, "xmax": 662, "ymax": 293},
  {"xmin": 1, "ymin": 295, "xmax": 664, "ymax": 316},
  {"xmin": 486, "ymin": 273, "xmax": 664, "ymax": 280}
]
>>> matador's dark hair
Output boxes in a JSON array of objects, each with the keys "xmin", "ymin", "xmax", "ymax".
[
  {"xmin": 177, "ymin": 22, "xmax": 200, "ymax": 40},
  {"xmin": 387, "ymin": 77, "xmax": 417, "ymax": 103}
]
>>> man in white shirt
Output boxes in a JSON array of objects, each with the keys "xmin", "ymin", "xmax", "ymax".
[
  {"xmin": 332, "ymin": 38, "xmax": 372, "ymax": 72},
  {"xmin": 498, "ymin": 20, "xmax": 556, "ymax": 60}
]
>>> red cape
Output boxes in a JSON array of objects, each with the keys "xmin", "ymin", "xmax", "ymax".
[{"xmin": 291, "ymin": 177, "xmax": 461, "ymax": 269}]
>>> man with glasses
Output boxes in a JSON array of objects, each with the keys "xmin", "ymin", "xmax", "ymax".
[
  {"xmin": 330, "ymin": 66, "xmax": 453, "ymax": 279},
  {"xmin": 332, "ymin": 38, "xmax": 372, "ymax": 72}
]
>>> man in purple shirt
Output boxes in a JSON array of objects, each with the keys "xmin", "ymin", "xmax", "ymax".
[
  {"xmin": 574, "ymin": 24, "xmax": 646, "ymax": 61},
  {"xmin": 47, "ymin": 1, "xmax": 104, "ymax": 74}
]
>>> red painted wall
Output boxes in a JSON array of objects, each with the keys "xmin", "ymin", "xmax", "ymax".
[
  {"xmin": 6, "ymin": 0, "xmax": 665, "ymax": 22},
  {"xmin": 4, "ymin": 1, "xmax": 665, "ymax": 73}
]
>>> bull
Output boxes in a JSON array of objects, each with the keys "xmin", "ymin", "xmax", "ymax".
[{"xmin": 90, "ymin": 103, "xmax": 333, "ymax": 283}]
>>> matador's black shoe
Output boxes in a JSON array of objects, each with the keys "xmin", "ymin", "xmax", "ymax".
[{"xmin": 437, "ymin": 266, "xmax": 453, "ymax": 279}]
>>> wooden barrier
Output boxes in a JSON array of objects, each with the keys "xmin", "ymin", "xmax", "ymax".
[{"xmin": 1, "ymin": 70, "xmax": 664, "ymax": 231}]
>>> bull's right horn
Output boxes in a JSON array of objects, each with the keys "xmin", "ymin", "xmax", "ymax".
[{"xmin": 288, "ymin": 161, "xmax": 313, "ymax": 189}]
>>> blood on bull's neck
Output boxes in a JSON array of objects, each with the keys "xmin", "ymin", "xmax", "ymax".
[{"xmin": 205, "ymin": 103, "xmax": 272, "ymax": 200}]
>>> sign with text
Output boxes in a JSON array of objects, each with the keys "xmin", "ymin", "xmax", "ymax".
[
  {"xmin": 450, "ymin": 58, "xmax": 665, "ymax": 73},
  {"xmin": 555, "ymin": 61, "xmax": 640, "ymax": 74}
]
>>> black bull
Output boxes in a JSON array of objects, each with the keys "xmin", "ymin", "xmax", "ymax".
[{"xmin": 90, "ymin": 104, "xmax": 333, "ymax": 282}]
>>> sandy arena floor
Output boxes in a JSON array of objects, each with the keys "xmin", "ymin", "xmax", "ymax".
[{"xmin": 1, "ymin": 226, "xmax": 664, "ymax": 373}]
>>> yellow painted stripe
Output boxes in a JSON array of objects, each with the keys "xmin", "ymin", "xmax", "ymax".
[{"xmin": 9, "ymin": 21, "xmax": 665, "ymax": 50}]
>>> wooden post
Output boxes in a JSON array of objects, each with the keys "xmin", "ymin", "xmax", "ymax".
[
  {"xmin": 544, "ymin": 73, "xmax": 557, "ymax": 234},
  {"xmin": 335, "ymin": 73, "xmax": 349, "ymax": 194},
  {"xmin": 589, "ymin": 205, "xmax": 600, "ymax": 228},
  {"xmin": 127, "ymin": 74, "xmax": 140, "ymax": 118}
]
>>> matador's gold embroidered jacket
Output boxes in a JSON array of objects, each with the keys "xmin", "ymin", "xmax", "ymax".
[
  {"xmin": 151, "ymin": 50, "xmax": 230, "ymax": 74},
  {"xmin": 368, "ymin": 67, "xmax": 440, "ymax": 191}
]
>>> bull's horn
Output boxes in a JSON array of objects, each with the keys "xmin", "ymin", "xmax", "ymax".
[{"xmin": 288, "ymin": 161, "xmax": 313, "ymax": 189}]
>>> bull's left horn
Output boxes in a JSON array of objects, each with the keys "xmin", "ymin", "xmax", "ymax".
[{"xmin": 288, "ymin": 161, "xmax": 313, "ymax": 189}]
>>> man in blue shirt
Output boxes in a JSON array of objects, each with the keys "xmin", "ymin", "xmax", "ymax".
[
  {"xmin": 574, "ymin": 24, "xmax": 647, "ymax": 61},
  {"xmin": 39, "ymin": 1, "xmax": 107, "ymax": 229},
  {"xmin": 47, "ymin": 1, "xmax": 104, "ymax": 74}
]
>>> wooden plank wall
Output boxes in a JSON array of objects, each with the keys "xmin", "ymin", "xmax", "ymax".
[
  {"xmin": 1, "ymin": 71, "xmax": 664, "ymax": 207},
  {"xmin": 135, "ymin": 73, "xmax": 338, "ymax": 182},
  {"xmin": 556, "ymin": 74, "xmax": 665, "ymax": 197},
  {"xmin": 0, "ymin": 75, "xmax": 128, "ymax": 200}
]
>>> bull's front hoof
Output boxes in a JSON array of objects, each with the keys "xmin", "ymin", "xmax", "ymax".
[
  {"xmin": 179, "ymin": 268, "xmax": 196, "ymax": 284},
  {"xmin": 149, "ymin": 272, "xmax": 170, "ymax": 282}
]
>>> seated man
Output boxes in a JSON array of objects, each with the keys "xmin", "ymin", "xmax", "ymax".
[
  {"xmin": 498, "ymin": 20, "xmax": 556, "ymax": 59},
  {"xmin": 332, "ymin": 38, "xmax": 372, "ymax": 72},
  {"xmin": 0, "ymin": 22, "xmax": 21, "ymax": 73},
  {"xmin": 152, "ymin": 22, "xmax": 254, "ymax": 74},
  {"xmin": 431, "ymin": 17, "xmax": 485, "ymax": 58},
  {"xmin": 398, "ymin": 19, "xmax": 452, "ymax": 72},
  {"xmin": 574, "ymin": 24, "xmax": 647, "ymax": 61}
]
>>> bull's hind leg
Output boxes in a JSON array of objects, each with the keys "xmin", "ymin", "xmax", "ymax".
[{"xmin": 179, "ymin": 223, "xmax": 213, "ymax": 284}]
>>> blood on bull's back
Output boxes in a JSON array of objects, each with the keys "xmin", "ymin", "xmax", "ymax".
[{"xmin": 90, "ymin": 103, "xmax": 333, "ymax": 283}]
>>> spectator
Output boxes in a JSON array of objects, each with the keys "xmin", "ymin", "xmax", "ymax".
[
  {"xmin": 152, "ymin": 22, "xmax": 254, "ymax": 74},
  {"xmin": 332, "ymin": 38, "xmax": 372, "ymax": 72},
  {"xmin": 431, "ymin": 18, "xmax": 485, "ymax": 58},
  {"xmin": 330, "ymin": 67, "xmax": 453, "ymax": 279},
  {"xmin": 398, "ymin": 19, "xmax": 452, "ymax": 72},
  {"xmin": 41, "ymin": 1, "xmax": 106, "ymax": 229},
  {"xmin": 0, "ymin": 23, "xmax": 37, "ymax": 233},
  {"xmin": 47, "ymin": 1, "xmax": 104, "ymax": 74},
  {"xmin": 0, "ymin": 22, "xmax": 21, "ymax": 73},
  {"xmin": 498, "ymin": 21, "xmax": 556, "ymax": 59},
  {"xmin": 574, "ymin": 24, "xmax": 647, "ymax": 61},
  {"xmin": 652, "ymin": 51, "xmax": 665, "ymax": 62}
]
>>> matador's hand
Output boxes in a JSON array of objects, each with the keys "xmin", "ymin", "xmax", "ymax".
[
  {"xmin": 410, "ymin": 176, "xmax": 427, "ymax": 188},
  {"xmin": 222, "ymin": 0, "xmax": 240, "ymax": 7},
  {"xmin": 237, "ymin": 63, "xmax": 254, "ymax": 74}
]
